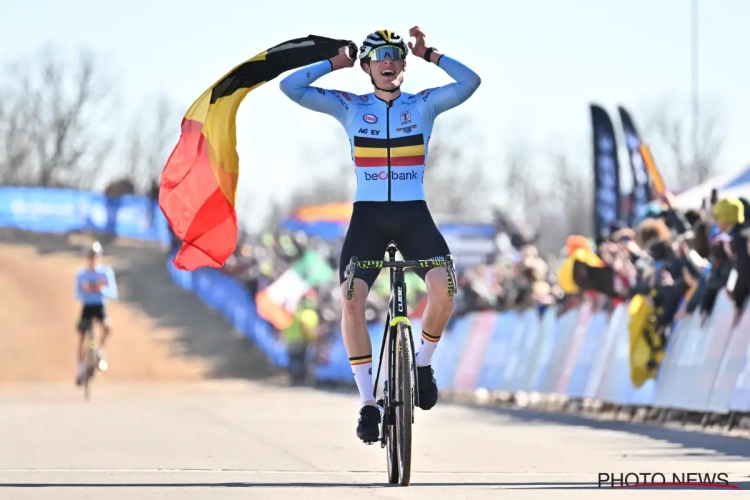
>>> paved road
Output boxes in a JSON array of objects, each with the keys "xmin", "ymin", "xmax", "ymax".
[{"xmin": 1, "ymin": 381, "xmax": 749, "ymax": 499}]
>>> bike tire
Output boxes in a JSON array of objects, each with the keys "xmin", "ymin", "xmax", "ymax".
[
  {"xmin": 385, "ymin": 326, "xmax": 399, "ymax": 485},
  {"xmin": 83, "ymin": 331, "xmax": 95, "ymax": 401},
  {"xmin": 395, "ymin": 321, "xmax": 414, "ymax": 486}
]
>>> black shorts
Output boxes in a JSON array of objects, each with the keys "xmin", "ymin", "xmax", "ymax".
[
  {"xmin": 339, "ymin": 201, "xmax": 450, "ymax": 289},
  {"xmin": 77, "ymin": 304, "xmax": 109, "ymax": 332}
]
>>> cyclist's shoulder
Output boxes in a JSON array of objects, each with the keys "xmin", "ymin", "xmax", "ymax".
[
  {"xmin": 403, "ymin": 88, "xmax": 439, "ymax": 104},
  {"xmin": 331, "ymin": 90, "xmax": 376, "ymax": 106},
  {"xmin": 95, "ymin": 264, "xmax": 115, "ymax": 274}
]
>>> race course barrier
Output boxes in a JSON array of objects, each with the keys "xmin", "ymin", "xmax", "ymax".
[{"xmin": 0, "ymin": 186, "xmax": 171, "ymax": 245}]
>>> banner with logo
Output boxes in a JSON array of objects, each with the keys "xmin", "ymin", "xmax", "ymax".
[
  {"xmin": 0, "ymin": 186, "xmax": 170, "ymax": 244},
  {"xmin": 617, "ymin": 107, "xmax": 651, "ymax": 226},
  {"xmin": 590, "ymin": 105, "xmax": 621, "ymax": 239}
]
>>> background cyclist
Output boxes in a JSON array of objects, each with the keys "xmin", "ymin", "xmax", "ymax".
[{"xmin": 74, "ymin": 241, "xmax": 118, "ymax": 385}]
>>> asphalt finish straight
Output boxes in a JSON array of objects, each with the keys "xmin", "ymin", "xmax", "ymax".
[{"xmin": 1, "ymin": 381, "xmax": 749, "ymax": 499}]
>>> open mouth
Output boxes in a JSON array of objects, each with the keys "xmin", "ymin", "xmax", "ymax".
[{"xmin": 381, "ymin": 69, "xmax": 395, "ymax": 76}]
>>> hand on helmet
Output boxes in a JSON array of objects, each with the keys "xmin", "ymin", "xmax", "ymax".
[
  {"xmin": 407, "ymin": 26, "xmax": 427, "ymax": 58},
  {"xmin": 331, "ymin": 45, "xmax": 356, "ymax": 71}
]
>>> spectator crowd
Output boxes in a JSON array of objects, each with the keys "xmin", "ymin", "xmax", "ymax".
[{"xmin": 206, "ymin": 189, "xmax": 749, "ymax": 381}]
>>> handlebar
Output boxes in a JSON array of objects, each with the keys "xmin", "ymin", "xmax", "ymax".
[{"xmin": 344, "ymin": 254, "xmax": 457, "ymax": 300}]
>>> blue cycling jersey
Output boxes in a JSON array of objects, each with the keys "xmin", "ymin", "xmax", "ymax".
[
  {"xmin": 76, "ymin": 265, "xmax": 118, "ymax": 305},
  {"xmin": 279, "ymin": 55, "xmax": 481, "ymax": 202}
]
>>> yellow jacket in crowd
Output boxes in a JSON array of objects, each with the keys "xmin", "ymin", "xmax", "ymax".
[{"xmin": 557, "ymin": 235, "xmax": 603, "ymax": 294}]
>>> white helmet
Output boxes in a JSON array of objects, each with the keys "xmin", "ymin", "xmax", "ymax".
[{"xmin": 358, "ymin": 30, "xmax": 409, "ymax": 61}]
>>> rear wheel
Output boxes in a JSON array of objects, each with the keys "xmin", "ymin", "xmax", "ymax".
[{"xmin": 395, "ymin": 321, "xmax": 414, "ymax": 486}]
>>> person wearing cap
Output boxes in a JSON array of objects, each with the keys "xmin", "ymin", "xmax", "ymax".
[
  {"xmin": 74, "ymin": 241, "xmax": 118, "ymax": 385},
  {"xmin": 713, "ymin": 198, "xmax": 750, "ymax": 323}
]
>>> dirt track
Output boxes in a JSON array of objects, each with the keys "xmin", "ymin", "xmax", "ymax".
[{"xmin": 0, "ymin": 230, "xmax": 275, "ymax": 383}]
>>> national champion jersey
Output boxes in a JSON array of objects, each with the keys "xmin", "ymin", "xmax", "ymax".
[{"xmin": 279, "ymin": 55, "xmax": 481, "ymax": 202}]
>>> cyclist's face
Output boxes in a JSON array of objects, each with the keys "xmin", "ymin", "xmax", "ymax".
[{"xmin": 363, "ymin": 47, "xmax": 405, "ymax": 90}]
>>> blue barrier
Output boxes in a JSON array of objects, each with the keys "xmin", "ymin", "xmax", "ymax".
[
  {"xmin": 0, "ymin": 186, "xmax": 171, "ymax": 245},
  {"xmin": 166, "ymin": 256, "xmax": 288, "ymax": 367}
]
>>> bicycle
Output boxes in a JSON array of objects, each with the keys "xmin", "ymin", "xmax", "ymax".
[
  {"xmin": 344, "ymin": 241, "xmax": 456, "ymax": 486},
  {"xmin": 79, "ymin": 321, "xmax": 101, "ymax": 401}
]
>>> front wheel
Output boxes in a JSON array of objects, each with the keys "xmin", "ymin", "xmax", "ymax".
[{"xmin": 394, "ymin": 321, "xmax": 414, "ymax": 486}]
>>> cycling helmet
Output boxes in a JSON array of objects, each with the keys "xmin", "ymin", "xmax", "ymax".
[
  {"xmin": 359, "ymin": 30, "xmax": 409, "ymax": 93},
  {"xmin": 358, "ymin": 30, "xmax": 409, "ymax": 61},
  {"xmin": 85, "ymin": 240, "xmax": 103, "ymax": 257}
]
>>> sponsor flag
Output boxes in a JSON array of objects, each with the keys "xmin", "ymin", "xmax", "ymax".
[
  {"xmin": 590, "ymin": 105, "xmax": 622, "ymax": 239},
  {"xmin": 159, "ymin": 35, "xmax": 353, "ymax": 271},
  {"xmin": 617, "ymin": 106, "xmax": 652, "ymax": 226},
  {"xmin": 639, "ymin": 144, "xmax": 667, "ymax": 195},
  {"xmin": 256, "ymin": 249, "xmax": 334, "ymax": 330}
]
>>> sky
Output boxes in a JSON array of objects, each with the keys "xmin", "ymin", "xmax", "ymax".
[{"xmin": 1, "ymin": 0, "xmax": 747, "ymax": 230}]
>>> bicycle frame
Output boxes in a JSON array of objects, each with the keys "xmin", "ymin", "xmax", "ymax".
[
  {"xmin": 344, "ymin": 241, "xmax": 457, "ymax": 445},
  {"xmin": 372, "ymin": 245, "xmax": 419, "ymax": 445}
]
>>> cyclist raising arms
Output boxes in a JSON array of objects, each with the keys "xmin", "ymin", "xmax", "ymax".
[
  {"xmin": 74, "ymin": 241, "xmax": 118, "ymax": 385},
  {"xmin": 279, "ymin": 26, "xmax": 481, "ymax": 443}
]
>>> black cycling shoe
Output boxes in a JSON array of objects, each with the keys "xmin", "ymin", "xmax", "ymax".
[
  {"xmin": 417, "ymin": 365, "xmax": 438, "ymax": 410},
  {"xmin": 356, "ymin": 405, "xmax": 381, "ymax": 443}
]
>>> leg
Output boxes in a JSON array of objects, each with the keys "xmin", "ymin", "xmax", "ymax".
[
  {"xmin": 417, "ymin": 267, "xmax": 455, "ymax": 366},
  {"xmin": 397, "ymin": 202, "xmax": 454, "ymax": 410},
  {"xmin": 92, "ymin": 306, "xmax": 111, "ymax": 370},
  {"xmin": 338, "ymin": 203, "xmax": 387, "ymax": 442},
  {"xmin": 75, "ymin": 307, "xmax": 92, "ymax": 384},
  {"xmin": 340, "ymin": 277, "xmax": 374, "ymax": 402}
]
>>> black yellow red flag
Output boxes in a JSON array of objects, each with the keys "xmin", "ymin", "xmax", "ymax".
[{"xmin": 159, "ymin": 35, "xmax": 353, "ymax": 270}]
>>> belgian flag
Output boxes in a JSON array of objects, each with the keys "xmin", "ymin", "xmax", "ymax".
[{"xmin": 159, "ymin": 35, "xmax": 353, "ymax": 271}]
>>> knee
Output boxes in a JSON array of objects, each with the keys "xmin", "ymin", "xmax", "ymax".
[
  {"xmin": 426, "ymin": 270, "xmax": 455, "ymax": 311},
  {"xmin": 340, "ymin": 280, "xmax": 368, "ymax": 317}
]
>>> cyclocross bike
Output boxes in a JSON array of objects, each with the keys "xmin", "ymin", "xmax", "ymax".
[
  {"xmin": 344, "ymin": 241, "xmax": 457, "ymax": 486},
  {"xmin": 80, "ymin": 321, "xmax": 101, "ymax": 401}
]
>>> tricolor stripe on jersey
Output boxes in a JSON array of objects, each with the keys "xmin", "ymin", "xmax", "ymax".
[{"xmin": 353, "ymin": 134, "xmax": 425, "ymax": 167}]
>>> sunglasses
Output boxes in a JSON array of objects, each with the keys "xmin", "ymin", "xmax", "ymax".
[{"xmin": 368, "ymin": 46, "xmax": 406, "ymax": 62}]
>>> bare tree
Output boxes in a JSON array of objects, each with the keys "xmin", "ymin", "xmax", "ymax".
[
  {"xmin": 641, "ymin": 95, "xmax": 725, "ymax": 189},
  {"xmin": 501, "ymin": 138, "xmax": 545, "ymax": 225},
  {"xmin": 120, "ymin": 94, "xmax": 181, "ymax": 193},
  {"xmin": 0, "ymin": 46, "xmax": 117, "ymax": 189},
  {"xmin": 424, "ymin": 117, "xmax": 495, "ymax": 219}
]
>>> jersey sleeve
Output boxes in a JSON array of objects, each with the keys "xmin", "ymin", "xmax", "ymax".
[
  {"xmin": 279, "ymin": 61, "xmax": 356, "ymax": 126},
  {"xmin": 101, "ymin": 266, "xmax": 119, "ymax": 300},
  {"xmin": 75, "ymin": 271, "xmax": 85, "ymax": 301},
  {"xmin": 417, "ymin": 55, "xmax": 481, "ymax": 121}
]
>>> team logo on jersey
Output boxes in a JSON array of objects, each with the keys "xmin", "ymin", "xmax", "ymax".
[
  {"xmin": 400, "ymin": 111, "xmax": 411, "ymax": 125},
  {"xmin": 363, "ymin": 114, "xmax": 378, "ymax": 124},
  {"xmin": 396, "ymin": 125, "xmax": 417, "ymax": 134}
]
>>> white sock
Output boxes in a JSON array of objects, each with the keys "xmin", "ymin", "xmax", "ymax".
[
  {"xmin": 350, "ymin": 356, "xmax": 375, "ymax": 407},
  {"xmin": 416, "ymin": 330, "xmax": 441, "ymax": 367},
  {"xmin": 97, "ymin": 347, "xmax": 106, "ymax": 358},
  {"xmin": 77, "ymin": 362, "xmax": 85, "ymax": 374}
]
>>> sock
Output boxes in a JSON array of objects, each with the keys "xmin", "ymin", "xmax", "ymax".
[
  {"xmin": 416, "ymin": 330, "xmax": 441, "ymax": 367},
  {"xmin": 77, "ymin": 362, "xmax": 85, "ymax": 374},
  {"xmin": 97, "ymin": 347, "xmax": 106, "ymax": 358},
  {"xmin": 350, "ymin": 355, "xmax": 375, "ymax": 407}
]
